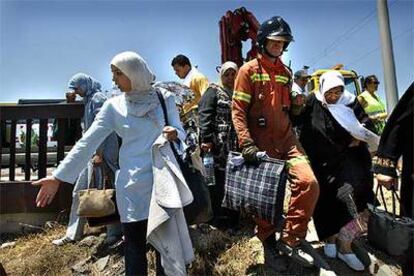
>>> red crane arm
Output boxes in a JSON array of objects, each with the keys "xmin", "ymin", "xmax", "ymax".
[{"xmin": 219, "ymin": 7, "xmax": 260, "ymax": 67}]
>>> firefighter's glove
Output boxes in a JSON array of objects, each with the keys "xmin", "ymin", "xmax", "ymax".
[{"xmin": 242, "ymin": 143, "xmax": 260, "ymax": 163}]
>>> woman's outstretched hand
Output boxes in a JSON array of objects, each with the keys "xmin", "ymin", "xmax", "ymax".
[
  {"xmin": 32, "ymin": 176, "xmax": 61, "ymax": 207},
  {"xmin": 163, "ymin": 126, "xmax": 178, "ymax": 141}
]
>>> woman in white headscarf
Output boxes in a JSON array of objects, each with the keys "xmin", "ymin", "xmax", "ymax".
[
  {"xmin": 292, "ymin": 70, "xmax": 378, "ymax": 271},
  {"xmin": 33, "ymin": 51, "xmax": 187, "ymax": 275},
  {"xmin": 198, "ymin": 61, "xmax": 239, "ymax": 228}
]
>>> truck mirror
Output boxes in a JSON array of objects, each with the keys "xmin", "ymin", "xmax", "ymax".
[{"xmin": 360, "ymin": 76, "xmax": 365, "ymax": 90}]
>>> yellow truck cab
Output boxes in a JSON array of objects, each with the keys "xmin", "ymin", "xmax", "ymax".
[{"xmin": 307, "ymin": 64, "xmax": 362, "ymax": 97}]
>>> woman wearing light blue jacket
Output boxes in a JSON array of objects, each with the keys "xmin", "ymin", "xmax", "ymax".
[
  {"xmin": 52, "ymin": 73, "xmax": 121, "ymax": 246},
  {"xmin": 33, "ymin": 51, "xmax": 186, "ymax": 275}
]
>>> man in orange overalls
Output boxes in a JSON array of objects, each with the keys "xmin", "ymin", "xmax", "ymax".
[{"xmin": 232, "ymin": 16, "xmax": 319, "ymax": 269}]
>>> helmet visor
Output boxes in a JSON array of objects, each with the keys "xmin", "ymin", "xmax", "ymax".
[{"xmin": 266, "ymin": 35, "xmax": 292, "ymax": 42}]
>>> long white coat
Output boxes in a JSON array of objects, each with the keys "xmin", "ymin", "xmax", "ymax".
[
  {"xmin": 147, "ymin": 134, "xmax": 194, "ymax": 276},
  {"xmin": 53, "ymin": 90, "xmax": 186, "ymax": 222}
]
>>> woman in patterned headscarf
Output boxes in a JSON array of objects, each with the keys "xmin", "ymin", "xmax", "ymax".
[
  {"xmin": 67, "ymin": 73, "xmax": 103, "ymax": 129},
  {"xmin": 198, "ymin": 61, "xmax": 239, "ymax": 228}
]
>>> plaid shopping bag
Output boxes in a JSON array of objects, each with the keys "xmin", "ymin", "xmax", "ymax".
[{"xmin": 222, "ymin": 151, "xmax": 287, "ymax": 225}]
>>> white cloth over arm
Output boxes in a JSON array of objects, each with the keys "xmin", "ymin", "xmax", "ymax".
[
  {"xmin": 147, "ymin": 134, "xmax": 194, "ymax": 276},
  {"xmin": 328, "ymin": 104, "xmax": 380, "ymax": 152}
]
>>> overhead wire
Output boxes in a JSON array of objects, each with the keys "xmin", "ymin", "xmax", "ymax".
[
  {"xmin": 306, "ymin": 0, "xmax": 399, "ymax": 69},
  {"xmin": 347, "ymin": 27, "xmax": 413, "ymax": 67},
  {"xmin": 307, "ymin": 9, "xmax": 377, "ymax": 67}
]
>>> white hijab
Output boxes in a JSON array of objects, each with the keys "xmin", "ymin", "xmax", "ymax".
[
  {"xmin": 111, "ymin": 51, "xmax": 159, "ymax": 117},
  {"xmin": 218, "ymin": 61, "xmax": 238, "ymax": 89},
  {"xmin": 315, "ymin": 70, "xmax": 380, "ymax": 152}
]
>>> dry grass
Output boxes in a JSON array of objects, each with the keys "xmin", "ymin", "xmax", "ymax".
[
  {"xmin": 0, "ymin": 182, "xmax": 403, "ymax": 276},
  {"xmin": 0, "ymin": 225, "xmax": 92, "ymax": 276},
  {"xmin": 213, "ymin": 236, "xmax": 265, "ymax": 275},
  {"xmin": 188, "ymin": 225, "xmax": 257, "ymax": 275},
  {"xmin": 0, "ymin": 222, "xmax": 262, "ymax": 276},
  {"xmin": 0, "ymin": 220, "xmax": 403, "ymax": 276}
]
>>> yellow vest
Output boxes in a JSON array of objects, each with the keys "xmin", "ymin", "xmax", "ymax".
[{"xmin": 357, "ymin": 90, "xmax": 387, "ymax": 134}]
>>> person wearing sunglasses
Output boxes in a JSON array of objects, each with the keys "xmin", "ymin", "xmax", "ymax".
[{"xmin": 354, "ymin": 75, "xmax": 388, "ymax": 135}]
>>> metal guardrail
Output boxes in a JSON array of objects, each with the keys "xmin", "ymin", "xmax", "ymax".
[
  {"xmin": 0, "ymin": 102, "xmax": 84, "ymax": 181},
  {"xmin": 0, "ymin": 181, "xmax": 73, "ymax": 214},
  {"xmin": 0, "ymin": 102, "xmax": 83, "ymax": 217},
  {"xmin": 1, "ymin": 146, "xmax": 73, "ymax": 167}
]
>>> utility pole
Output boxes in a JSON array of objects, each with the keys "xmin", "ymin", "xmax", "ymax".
[{"xmin": 377, "ymin": 0, "xmax": 399, "ymax": 113}]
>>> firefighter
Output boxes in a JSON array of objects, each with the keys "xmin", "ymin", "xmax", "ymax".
[
  {"xmin": 355, "ymin": 75, "xmax": 388, "ymax": 135},
  {"xmin": 232, "ymin": 16, "xmax": 319, "ymax": 269}
]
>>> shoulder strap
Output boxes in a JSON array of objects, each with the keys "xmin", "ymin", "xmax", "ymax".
[
  {"xmin": 155, "ymin": 89, "xmax": 169, "ymax": 126},
  {"xmin": 155, "ymin": 89, "xmax": 182, "ymax": 160}
]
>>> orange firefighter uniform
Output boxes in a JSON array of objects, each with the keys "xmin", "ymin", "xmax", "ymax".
[{"xmin": 232, "ymin": 54, "xmax": 319, "ymax": 246}]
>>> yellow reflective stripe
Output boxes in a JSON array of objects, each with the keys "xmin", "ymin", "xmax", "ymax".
[
  {"xmin": 286, "ymin": 155, "xmax": 310, "ymax": 169},
  {"xmin": 368, "ymin": 111, "xmax": 388, "ymax": 120},
  {"xmin": 275, "ymin": 75, "xmax": 289, "ymax": 84},
  {"xmin": 250, "ymin": 73, "xmax": 270, "ymax": 82},
  {"xmin": 233, "ymin": 91, "xmax": 251, "ymax": 103},
  {"xmin": 250, "ymin": 73, "xmax": 289, "ymax": 84}
]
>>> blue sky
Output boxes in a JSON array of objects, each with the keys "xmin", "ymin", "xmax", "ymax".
[{"xmin": 0, "ymin": 0, "xmax": 413, "ymax": 103}]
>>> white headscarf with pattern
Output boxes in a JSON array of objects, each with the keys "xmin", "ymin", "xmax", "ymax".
[{"xmin": 218, "ymin": 61, "xmax": 238, "ymax": 90}]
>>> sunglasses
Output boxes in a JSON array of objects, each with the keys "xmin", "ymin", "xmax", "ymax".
[{"xmin": 370, "ymin": 81, "xmax": 380, "ymax": 85}]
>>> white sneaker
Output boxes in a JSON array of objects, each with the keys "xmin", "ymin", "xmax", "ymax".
[
  {"xmin": 324, "ymin": 243, "xmax": 337, "ymax": 258},
  {"xmin": 338, "ymin": 252, "xmax": 365, "ymax": 271},
  {"xmin": 52, "ymin": 237, "xmax": 75, "ymax": 246}
]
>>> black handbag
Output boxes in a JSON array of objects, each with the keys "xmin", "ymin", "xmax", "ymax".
[
  {"xmin": 368, "ymin": 185, "xmax": 414, "ymax": 257},
  {"xmin": 223, "ymin": 151, "xmax": 287, "ymax": 226},
  {"xmin": 155, "ymin": 89, "xmax": 213, "ymax": 225}
]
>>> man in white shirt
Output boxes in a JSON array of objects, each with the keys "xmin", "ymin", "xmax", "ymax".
[
  {"xmin": 291, "ymin": 69, "xmax": 311, "ymax": 116},
  {"xmin": 292, "ymin": 69, "xmax": 310, "ymax": 95},
  {"xmin": 171, "ymin": 54, "xmax": 209, "ymax": 116}
]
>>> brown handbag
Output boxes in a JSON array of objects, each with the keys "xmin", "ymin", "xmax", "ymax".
[
  {"xmin": 77, "ymin": 188, "xmax": 116, "ymax": 217},
  {"xmin": 77, "ymin": 164, "xmax": 117, "ymax": 218}
]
